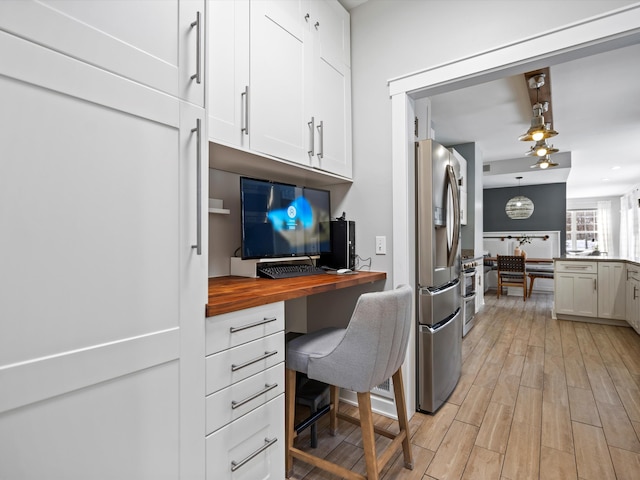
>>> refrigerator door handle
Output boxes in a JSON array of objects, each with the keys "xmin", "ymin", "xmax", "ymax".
[
  {"xmin": 422, "ymin": 278, "xmax": 460, "ymax": 295},
  {"xmin": 420, "ymin": 308, "xmax": 460, "ymax": 333},
  {"xmin": 446, "ymin": 164, "xmax": 461, "ymax": 267}
]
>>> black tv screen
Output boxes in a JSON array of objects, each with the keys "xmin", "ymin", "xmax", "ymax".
[{"xmin": 240, "ymin": 177, "xmax": 331, "ymax": 259}]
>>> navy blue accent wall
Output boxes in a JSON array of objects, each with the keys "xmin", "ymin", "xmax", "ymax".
[{"xmin": 483, "ymin": 183, "xmax": 567, "ymax": 255}]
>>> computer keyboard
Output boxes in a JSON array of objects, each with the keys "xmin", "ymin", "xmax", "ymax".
[{"xmin": 257, "ymin": 263, "xmax": 327, "ymax": 279}]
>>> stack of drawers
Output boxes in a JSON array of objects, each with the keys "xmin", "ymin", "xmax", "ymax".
[{"xmin": 204, "ymin": 302, "xmax": 285, "ymax": 479}]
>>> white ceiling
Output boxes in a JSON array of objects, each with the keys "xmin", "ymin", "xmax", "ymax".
[
  {"xmin": 429, "ymin": 42, "xmax": 640, "ymax": 199},
  {"xmin": 339, "ymin": 0, "xmax": 640, "ymax": 199}
]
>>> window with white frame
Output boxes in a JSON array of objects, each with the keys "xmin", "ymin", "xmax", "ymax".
[{"xmin": 566, "ymin": 209, "xmax": 598, "ymax": 251}]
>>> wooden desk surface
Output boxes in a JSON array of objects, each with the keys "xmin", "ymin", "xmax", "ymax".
[{"xmin": 207, "ymin": 271, "xmax": 387, "ymax": 317}]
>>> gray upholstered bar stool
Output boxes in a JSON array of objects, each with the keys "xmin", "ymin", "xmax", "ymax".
[{"xmin": 285, "ymin": 285, "xmax": 414, "ymax": 480}]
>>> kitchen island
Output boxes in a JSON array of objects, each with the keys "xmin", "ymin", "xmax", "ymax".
[{"xmin": 554, "ymin": 256, "xmax": 640, "ymax": 334}]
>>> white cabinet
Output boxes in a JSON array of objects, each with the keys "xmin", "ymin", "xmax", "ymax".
[
  {"xmin": 208, "ymin": 0, "xmax": 249, "ymax": 148},
  {"xmin": 626, "ymin": 268, "xmax": 640, "ymax": 333},
  {"xmin": 204, "ymin": 303, "xmax": 285, "ymax": 479},
  {"xmin": 598, "ymin": 262, "xmax": 626, "ymax": 320},
  {"xmin": 207, "ymin": 0, "xmax": 352, "ymax": 178},
  {"xmin": 0, "ymin": 0, "xmax": 205, "ymax": 106},
  {"xmin": 250, "ymin": 0, "xmax": 309, "ymax": 165},
  {"xmin": 554, "ymin": 261, "xmax": 598, "ymax": 317},
  {"xmin": 0, "ymin": 3, "xmax": 207, "ymax": 478},
  {"xmin": 307, "ymin": 0, "xmax": 352, "ymax": 177}
]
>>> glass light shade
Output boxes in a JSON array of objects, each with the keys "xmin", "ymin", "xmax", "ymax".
[{"xmin": 505, "ymin": 195, "xmax": 534, "ymax": 219}]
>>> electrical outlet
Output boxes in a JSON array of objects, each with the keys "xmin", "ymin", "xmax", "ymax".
[{"xmin": 375, "ymin": 236, "xmax": 386, "ymax": 255}]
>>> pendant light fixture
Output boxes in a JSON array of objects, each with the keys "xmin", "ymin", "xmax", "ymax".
[
  {"xmin": 505, "ymin": 176, "xmax": 534, "ymax": 219},
  {"xmin": 518, "ymin": 74, "xmax": 559, "ymax": 142},
  {"xmin": 531, "ymin": 154, "xmax": 559, "ymax": 169},
  {"xmin": 526, "ymin": 139, "xmax": 559, "ymax": 157}
]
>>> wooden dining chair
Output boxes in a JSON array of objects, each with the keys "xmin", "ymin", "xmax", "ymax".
[{"xmin": 497, "ymin": 255, "xmax": 527, "ymax": 301}]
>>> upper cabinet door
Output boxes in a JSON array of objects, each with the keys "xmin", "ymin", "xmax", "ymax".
[
  {"xmin": 208, "ymin": 0, "xmax": 250, "ymax": 148},
  {"xmin": 308, "ymin": 0, "xmax": 352, "ymax": 177},
  {"xmin": 0, "ymin": 0, "xmax": 204, "ymax": 105},
  {"xmin": 250, "ymin": 0, "xmax": 310, "ymax": 166}
]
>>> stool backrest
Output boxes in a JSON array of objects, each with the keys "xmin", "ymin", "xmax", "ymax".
[{"xmin": 307, "ymin": 284, "xmax": 413, "ymax": 393}]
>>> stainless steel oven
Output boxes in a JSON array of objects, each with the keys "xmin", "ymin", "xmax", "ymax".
[{"xmin": 461, "ymin": 263, "xmax": 478, "ymax": 337}]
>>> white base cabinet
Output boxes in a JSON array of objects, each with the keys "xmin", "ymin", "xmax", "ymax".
[
  {"xmin": 627, "ymin": 268, "xmax": 640, "ymax": 333},
  {"xmin": 555, "ymin": 260, "xmax": 630, "ymax": 324},
  {"xmin": 555, "ymin": 261, "xmax": 598, "ymax": 317},
  {"xmin": 206, "ymin": 395, "xmax": 285, "ymax": 480},
  {"xmin": 205, "ymin": 303, "xmax": 285, "ymax": 479},
  {"xmin": 598, "ymin": 262, "xmax": 626, "ymax": 320}
]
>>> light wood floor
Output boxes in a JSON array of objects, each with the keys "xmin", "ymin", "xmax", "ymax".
[{"xmin": 289, "ymin": 291, "xmax": 640, "ymax": 479}]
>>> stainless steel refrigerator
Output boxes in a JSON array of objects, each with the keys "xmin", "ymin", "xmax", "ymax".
[{"xmin": 416, "ymin": 139, "xmax": 462, "ymax": 413}]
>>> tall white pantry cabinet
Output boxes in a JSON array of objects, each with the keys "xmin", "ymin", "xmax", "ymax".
[{"xmin": 0, "ymin": 1, "xmax": 207, "ymax": 479}]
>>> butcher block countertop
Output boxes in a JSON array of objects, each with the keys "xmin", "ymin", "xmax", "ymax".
[{"xmin": 207, "ymin": 271, "xmax": 387, "ymax": 317}]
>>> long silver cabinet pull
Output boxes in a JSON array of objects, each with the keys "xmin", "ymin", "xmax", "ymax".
[
  {"xmin": 230, "ymin": 438, "xmax": 278, "ymax": 472},
  {"xmin": 231, "ymin": 383, "xmax": 278, "ymax": 410},
  {"xmin": 231, "ymin": 350, "xmax": 278, "ymax": 372},
  {"xmin": 317, "ymin": 120, "xmax": 324, "ymax": 159},
  {"xmin": 191, "ymin": 118, "xmax": 202, "ymax": 255},
  {"xmin": 308, "ymin": 117, "xmax": 315, "ymax": 156},
  {"xmin": 241, "ymin": 86, "xmax": 249, "ymax": 134},
  {"xmin": 190, "ymin": 12, "xmax": 202, "ymax": 83},
  {"xmin": 229, "ymin": 316, "xmax": 277, "ymax": 333}
]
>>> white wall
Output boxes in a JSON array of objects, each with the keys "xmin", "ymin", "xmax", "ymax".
[{"xmin": 346, "ymin": 0, "xmax": 636, "ymax": 286}]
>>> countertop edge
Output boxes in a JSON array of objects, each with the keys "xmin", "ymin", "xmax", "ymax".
[{"xmin": 206, "ymin": 271, "xmax": 387, "ymax": 317}]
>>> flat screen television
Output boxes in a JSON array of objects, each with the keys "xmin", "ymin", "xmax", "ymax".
[{"xmin": 240, "ymin": 177, "xmax": 331, "ymax": 259}]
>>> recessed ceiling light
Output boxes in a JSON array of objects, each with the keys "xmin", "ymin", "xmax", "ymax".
[
  {"xmin": 602, "ymin": 178, "xmax": 611, "ymax": 182},
  {"xmin": 612, "ymin": 166, "xmax": 621, "ymax": 170}
]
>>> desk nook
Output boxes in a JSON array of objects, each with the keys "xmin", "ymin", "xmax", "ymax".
[{"xmin": 205, "ymin": 272, "xmax": 386, "ymax": 479}]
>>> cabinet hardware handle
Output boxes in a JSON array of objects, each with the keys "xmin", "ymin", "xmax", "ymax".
[
  {"xmin": 317, "ymin": 120, "xmax": 324, "ymax": 159},
  {"xmin": 634, "ymin": 286, "xmax": 638, "ymax": 300},
  {"xmin": 231, "ymin": 383, "xmax": 278, "ymax": 409},
  {"xmin": 191, "ymin": 118, "xmax": 202, "ymax": 255},
  {"xmin": 594, "ymin": 278, "xmax": 597, "ymax": 291},
  {"xmin": 304, "ymin": 13, "xmax": 310, "ymax": 22},
  {"xmin": 241, "ymin": 86, "xmax": 249, "ymax": 135},
  {"xmin": 229, "ymin": 316, "xmax": 277, "ymax": 333},
  {"xmin": 231, "ymin": 350, "xmax": 278, "ymax": 372},
  {"xmin": 315, "ymin": 21, "xmax": 320, "ymax": 29},
  {"xmin": 230, "ymin": 437, "xmax": 278, "ymax": 472},
  {"xmin": 308, "ymin": 117, "xmax": 315, "ymax": 157},
  {"xmin": 190, "ymin": 12, "xmax": 202, "ymax": 84}
]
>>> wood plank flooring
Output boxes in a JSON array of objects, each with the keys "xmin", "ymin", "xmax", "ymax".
[{"xmin": 289, "ymin": 291, "xmax": 640, "ymax": 479}]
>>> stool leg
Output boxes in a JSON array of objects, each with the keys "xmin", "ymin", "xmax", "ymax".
[
  {"xmin": 330, "ymin": 385, "xmax": 339, "ymax": 435},
  {"xmin": 309, "ymin": 406, "xmax": 318, "ymax": 448},
  {"xmin": 285, "ymin": 368, "xmax": 297, "ymax": 478},
  {"xmin": 392, "ymin": 368, "xmax": 414, "ymax": 470},
  {"xmin": 357, "ymin": 391, "xmax": 379, "ymax": 480}
]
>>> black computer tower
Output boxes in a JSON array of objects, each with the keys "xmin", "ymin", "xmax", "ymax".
[{"xmin": 320, "ymin": 220, "xmax": 355, "ymax": 270}]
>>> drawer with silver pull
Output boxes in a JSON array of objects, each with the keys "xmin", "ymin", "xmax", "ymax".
[
  {"xmin": 205, "ymin": 331, "xmax": 284, "ymax": 395},
  {"xmin": 205, "ymin": 302, "xmax": 284, "ymax": 355},
  {"xmin": 555, "ymin": 260, "xmax": 598, "ymax": 274},
  {"xmin": 205, "ymin": 363, "xmax": 284, "ymax": 435},
  {"xmin": 206, "ymin": 394, "xmax": 284, "ymax": 479}
]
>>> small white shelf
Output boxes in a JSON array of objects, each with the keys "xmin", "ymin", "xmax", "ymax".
[
  {"xmin": 208, "ymin": 198, "xmax": 230, "ymax": 215},
  {"xmin": 209, "ymin": 207, "xmax": 230, "ymax": 215}
]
